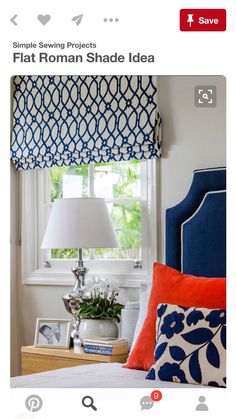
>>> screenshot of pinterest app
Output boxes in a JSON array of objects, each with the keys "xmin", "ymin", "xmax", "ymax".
[{"xmin": 1, "ymin": 0, "xmax": 236, "ymax": 418}]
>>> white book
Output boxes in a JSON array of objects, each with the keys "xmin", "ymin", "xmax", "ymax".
[{"xmin": 83, "ymin": 338, "xmax": 128, "ymax": 347}]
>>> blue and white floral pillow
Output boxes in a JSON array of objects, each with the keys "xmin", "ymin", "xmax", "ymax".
[{"xmin": 146, "ymin": 304, "xmax": 226, "ymax": 387}]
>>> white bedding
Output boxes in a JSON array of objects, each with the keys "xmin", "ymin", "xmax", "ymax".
[{"xmin": 11, "ymin": 362, "xmax": 195, "ymax": 388}]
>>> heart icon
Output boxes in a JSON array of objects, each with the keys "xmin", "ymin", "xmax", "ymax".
[{"xmin": 37, "ymin": 14, "xmax": 51, "ymax": 25}]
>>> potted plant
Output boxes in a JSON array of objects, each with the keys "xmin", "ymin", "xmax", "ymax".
[{"xmin": 76, "ymin": 279, "xmax": 124, "ymax": 344}]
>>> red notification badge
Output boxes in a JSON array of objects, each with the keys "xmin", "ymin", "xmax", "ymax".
[{"xmin": 151, "ymin": 390, "xmax": 162, "ymax": 402}]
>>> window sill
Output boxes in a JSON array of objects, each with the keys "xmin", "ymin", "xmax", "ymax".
[{"xmin": 22, "ymin": 269, "xmax": 150, "ymax": 288}]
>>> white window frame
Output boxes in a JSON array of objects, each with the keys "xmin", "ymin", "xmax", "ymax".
[{"xmin": 20, "ymin": 159, "xmax": 158, "ymax": 288}]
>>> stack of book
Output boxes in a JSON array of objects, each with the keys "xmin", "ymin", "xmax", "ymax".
[{"xmin": 83, "ymin": 338, "xmax": 128, "ymax": 356}]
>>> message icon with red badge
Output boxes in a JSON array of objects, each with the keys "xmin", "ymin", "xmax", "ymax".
[{"xmin": 140, "ymin": 390, "xmax": 162, "ymax": 410}]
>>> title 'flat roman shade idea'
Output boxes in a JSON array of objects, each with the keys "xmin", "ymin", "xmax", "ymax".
[{"xmin": 11, "ymin": 75, "xmax": 161, "ymax": 170}]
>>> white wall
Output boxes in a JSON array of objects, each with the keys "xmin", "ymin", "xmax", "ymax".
[
  {"xmin": 10, "ymin": 165, "xmax": 21, "ymax": 376},
  {"xmin": 11, "ymin": 76, "xmax": 226, "ymax": 376},
  {"xmin": 158, "ymin": 75, "xmax": 226, "ymax": 261}
]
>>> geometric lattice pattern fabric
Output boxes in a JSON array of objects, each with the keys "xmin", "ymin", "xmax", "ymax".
[{"xmin": 11, "ymin": 75, "xmax": 161, "ymax": 170}]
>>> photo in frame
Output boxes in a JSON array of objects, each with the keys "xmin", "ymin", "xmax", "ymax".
[{"xmin": 34, "ymin": 318, "xmax": 71, "ymax": 349}]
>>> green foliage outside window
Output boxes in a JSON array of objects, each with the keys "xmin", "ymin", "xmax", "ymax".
[{"xmin": 50, "ymin": 161, "xmax": 142, "ymax": 260}]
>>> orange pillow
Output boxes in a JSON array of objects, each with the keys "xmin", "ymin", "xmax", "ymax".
[{"xmin": 124, "ymin": 262, "xmax": 226, "ymax": 371}]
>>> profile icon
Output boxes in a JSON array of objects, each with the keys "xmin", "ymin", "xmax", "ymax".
[{"xmin": 196, "ymin": 396, "xmax": 208, "ymax": 411}]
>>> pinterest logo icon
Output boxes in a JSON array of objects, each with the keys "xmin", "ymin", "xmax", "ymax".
[{"xmin": 25, "ymin": 395, "xmax": 43, "ymax": 412}]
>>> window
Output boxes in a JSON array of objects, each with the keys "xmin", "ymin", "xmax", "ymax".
[
  {"xmin": 50, "ymin": 161, "xmax": 142, "ymax": 260},
  {"xmin": 20, "ymin": 159, "xmax": 158, "ymax": 287}
]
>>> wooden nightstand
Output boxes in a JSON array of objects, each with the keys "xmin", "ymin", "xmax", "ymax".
[{"xmin": 21, "ymin": 346, "xmax": 129, "ymax": 375}]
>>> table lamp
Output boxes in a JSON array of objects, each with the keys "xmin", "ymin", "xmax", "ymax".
[{"xmin": 41, "ymin": 197, "xmax": 119, "ymax": 340}]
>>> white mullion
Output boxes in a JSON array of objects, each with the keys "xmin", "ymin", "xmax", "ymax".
[
  {"xmin": 89, "ymin": 164, "xmax": 95, "ymax": 260},
  {"xmin": 140, "ymin": 161, "xmax": 148, "ymax": 270},
  {"xmin": 89, "ymin": 163, "xmax": 95, "ymax": 198},
  {"xmin": 21, "ymin": 170, "xmax": 40, "ymax": 279},
  {"xmin": 105, "ymin": 197, "xmax": 141, "ymax": 205},
  {"xmin": 147, "ymin": 159, "xmax": 158, "ymax": 278},
  {"xmin": 38, "ymin": 169, "xmax": 51, "ymax": 268}
]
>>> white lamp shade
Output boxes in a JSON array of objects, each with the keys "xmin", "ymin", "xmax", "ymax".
[{"xmin": 41, "ymin": 198, "xmax": 119, "ymax": 249}]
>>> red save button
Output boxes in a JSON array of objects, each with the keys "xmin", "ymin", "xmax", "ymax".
[{"xmin": 180, "ymin": 9, "xmax": 226, "ymax": 31}]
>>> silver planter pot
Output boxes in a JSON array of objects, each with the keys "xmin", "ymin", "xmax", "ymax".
[{"xmin": 79, "ymin": 318, "xmax": 119, "ymax": 344}]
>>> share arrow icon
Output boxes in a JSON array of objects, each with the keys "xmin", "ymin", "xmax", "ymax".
[
  {"xmin": 71, "ymin": 14, "xmax": 83, "ymax": 26},
  {"xmin": 10, "ymin": 14, "xmax": 18, "ymax": 26}
]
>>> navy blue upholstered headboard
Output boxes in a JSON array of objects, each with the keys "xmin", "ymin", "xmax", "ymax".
[{"xmin": 166, "ymin": 167, "xmax": 226, "ymax": 277}]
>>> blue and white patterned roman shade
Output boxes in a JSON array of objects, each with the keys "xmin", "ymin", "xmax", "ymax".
[{"xmin": 11, "ymin": 75, "xmax": 161, "ymax": 170}]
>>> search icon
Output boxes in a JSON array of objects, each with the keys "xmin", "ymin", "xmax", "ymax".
[
  {"xmin": 82, "ymin": 396, "xmax": 97, "ymax": 411},
  {"xmin": 202, "ymin": 93, "xmax": 209, "ymax": 100}
]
